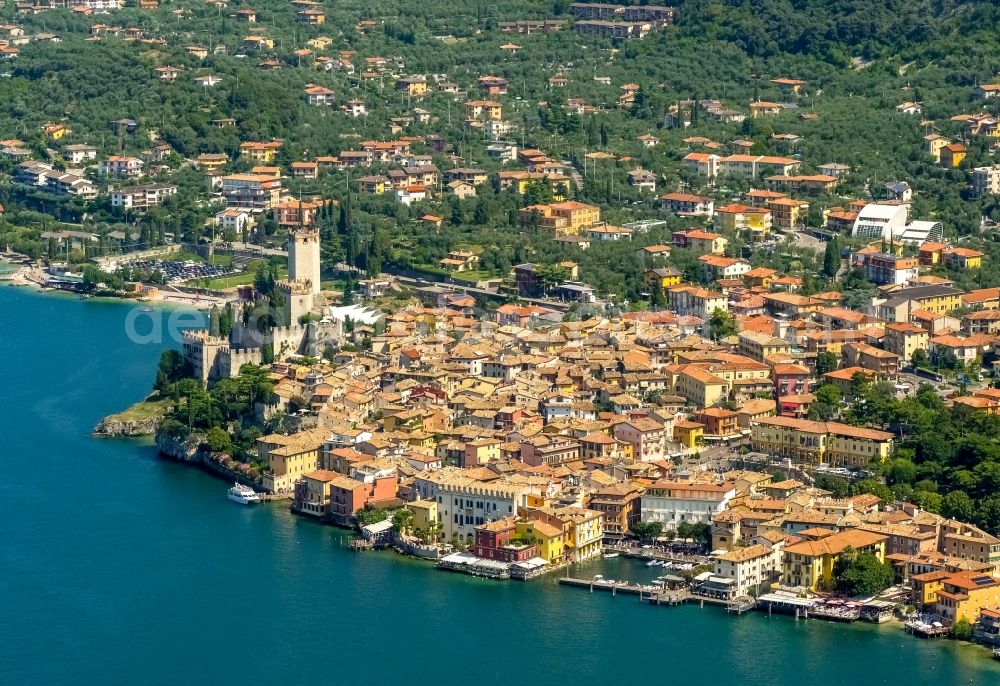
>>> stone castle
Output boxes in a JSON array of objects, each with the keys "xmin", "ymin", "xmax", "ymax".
[{"xmin": 183, "ymin": 228, "xmax": 341, "ymax": 384}]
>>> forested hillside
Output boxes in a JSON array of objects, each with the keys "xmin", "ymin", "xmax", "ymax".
[{"xmin": 3, "ymin": 0, "xmax": 1000, "ymax": 296}]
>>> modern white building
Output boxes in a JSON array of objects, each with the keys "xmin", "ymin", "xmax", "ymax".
[{"xmin": 851, "ymin": 203, "xmax": 943, "ymax": 245}]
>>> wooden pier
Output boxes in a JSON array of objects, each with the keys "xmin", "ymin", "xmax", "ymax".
[
  {"xmin": 558, "ymin": 577, "xmax": 714, "ymax": 608},
  {"xmin": 558, "ymin": 577, "xmax": 659, "ymax": 597}
]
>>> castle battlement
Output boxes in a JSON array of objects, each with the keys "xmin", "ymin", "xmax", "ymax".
[
  {"xmin": 278, "ymin": 279, "xmax": 315, "ymax": 295},
  {"xmin": 181, "ymin": 329, "xmax": 227, "ymax": 345},
  {"xmin": 289, "ymin": 228, "xmax": 320, "ymax": 241}
]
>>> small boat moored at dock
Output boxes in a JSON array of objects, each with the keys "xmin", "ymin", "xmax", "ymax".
[
  {"xmin": 227, "ymin": 483, "xmax": 261, "ymax": 504},
  {"xmin": 603, "ymin": 552, "xmax": 619, "ymax": 559}
]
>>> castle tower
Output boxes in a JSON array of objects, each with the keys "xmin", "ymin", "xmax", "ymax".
[{"xmin": 288, "ymin": 228, "xmax": 321, "ymax": 296}]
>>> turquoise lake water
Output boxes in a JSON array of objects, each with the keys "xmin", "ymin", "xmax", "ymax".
[{"xmin": 2, "ymin": 286, "xmax": 999, "ymax": 685}]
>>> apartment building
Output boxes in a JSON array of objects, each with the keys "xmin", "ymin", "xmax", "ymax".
[
  {"xmin": 220, "ymin": 173, "xmax": 283, "ymax": 211},
  {"xmin": 641, "ymin": 479, "xmax": 737, "ymax": 526},
  {"xmin": 109, "ymin": 183, "xmax": 177, "ymax": 211},
  {"xmin": 750, "ymin": 416, "xmax": 894, "ymax": 467}
]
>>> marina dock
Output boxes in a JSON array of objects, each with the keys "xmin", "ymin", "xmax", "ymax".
[
  {"xmin": 905, "ymin": 618, "xmax": 950, "ymax": 638},
  {"xmin": 557, "ymin": 577, "xmax": 755, "ymax": 612},
  {"xmin": 558, "ymin": 576, "xmax": 665, "ymax": 597}
]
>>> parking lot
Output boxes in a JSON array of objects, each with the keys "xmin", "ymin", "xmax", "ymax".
[{"xmin": 123, "ymin": 259, "xmax": 238, "ymax": 284}]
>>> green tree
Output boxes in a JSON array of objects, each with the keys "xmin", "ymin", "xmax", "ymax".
[
  {"xmin": 822, "ymin": 237, "xmax": 841, "ymax": 278},
  {"xmin": 914, "ymin": 490, "xmax": 942, "ymax": 513},
  {"xmin": 815, "ymin": 351, "xmax": 839, "ymax": 376},
  {"xmin": 853, "ymin": 479, "xmax": 892, "ymax": 504},
  {"xmin": 204, "ymin": 426, "xmax": 232, "ymax": 453},
  {"xmin": 910, "ymin": 348, "xmax": 928, "ymax": 369},
  {"xmin": 708, "ymin": 308, "xmax": 738, "ymax": 341},
  {"xmin": 941, "ymin": 490, "xmax": 976, "ymax": 521},
  {"xmin": 154, "ymin": 349, "xmax": 193, "ymax": 390},
  {"xmin": 391, "ymin": 508, "xmax": 413, "ymax": 535},
  {"xmin": 355, "ymin": 507, "xmax": 388, "ymax": 527},
  {"xmin": 885, "ymin": 458, "xmax": 918, "ymax": 485},
  {"xmin": 631, "ymin": 520, "xmax": 663, "ymax": 541},
  {"xmin": 951, "ymin": 618, "xmax": 974, "ymax": 641},
  {"xmin": 833, "ymin": 547, "xmax": 893, "ymax": 596}
]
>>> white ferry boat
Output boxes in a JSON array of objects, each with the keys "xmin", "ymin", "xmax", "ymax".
[{"xmin": 227, "ymin": 483, "xmax": 260, "ymax": 504}]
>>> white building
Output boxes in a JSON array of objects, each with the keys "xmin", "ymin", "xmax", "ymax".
[
  {"xmin": 852, "ymin": 203, "xmax": 943, "ymax": 245},
  {"xmin": 436, "ymin": 477, "xmax": 529, "ymax": 541},
  {"xmin": 63, "ymin": 144, "xmax": 97, "ymax": 165},
  {"xmin": 712, "ymin": 543, "xmax": 781, "ymax": 597},
  {"xmin": 972, "ymin": 165, "xmax": 1000, "ymax": 198},
  {"xmin": 395, "ymin": 185, "xmax": 427, "ymax": 205},
  {"xmin": 98, "ymin": 156, "xmax": 144, "ymax": 178},
  {"xmin": 641, "ymin": 480, "xmax": 737, "ymax": 527},
  {"xmin": 343, "ymin": 99, "xmax": 367, "ymax": 117},
  {"xmin": 110, "ymin": 183, "xmax": 177, "ymax": 211},
  {"xmin": 215, "ymin": 208, "xmax": 253, "ymax": 234}
]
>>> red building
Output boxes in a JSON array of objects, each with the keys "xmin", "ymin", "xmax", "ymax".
[
  {"xmin": 474, "ymin": 517, "xmax": 536, "ymax": 562},
  {"xmin": 778, "ymin": 393, "xmax": 814, "ymax": 418},
  {"xmin": 772, "ymin": 363, "xmax": 814, "ymax": 397},
  {"xmin": 327, "ymin": 473, "xmax": 397, "ymax": 525},
  {"xmin": 496, "ymin": 407, "xmax": 526, "ymax": 429}
]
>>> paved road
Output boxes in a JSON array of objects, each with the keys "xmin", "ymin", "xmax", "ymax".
[
  {"xmin": 223, "ymin": 242, "xmax": 288, "ymax": 258},
  {"xmin": 392, "ymin": 274, "xmax": 572, "ymax": 312},
  {"xmin": 220, "ymin": 243, "xmax": 571, "ymax": 310},
  {"xmin": 789, "ymin": 230, "xmax": 827, "ymax": 252}
]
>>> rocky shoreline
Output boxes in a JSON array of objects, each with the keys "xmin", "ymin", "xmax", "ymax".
[
  {"xmin": 93, "ymin": 399, "xmax": 169, "ymax": 437},
  {"xmin": 155, "ymin": 428, "xmax": 265, "ymax": 489},
  {"xmin": 96, "ymin": 396, "xmax": 269, "ymax": 491}
]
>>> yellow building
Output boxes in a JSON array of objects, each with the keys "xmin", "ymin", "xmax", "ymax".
[
  {"xmin": 675, "ymin": 228, "xmax": 728, "ymax": 255},
  {"xmin": 520, "ymin": 507, "xmax": 604, "ymax": 563},
  {"xmin": 257, "ymin": 428, "xmax": 329, "ymax": 494},
  {"xmin": 516, "ymin": 518, "xmax": 565, "ymax": 563},
  {"xmin": 646, "ymin": 267, "xmax": 683, "ymax": 290},
  {"xmin": 924, "ymin": 134, "xmax": 951, "ymax": 162},
  {"xmin": 750, "ymin": 416, "xmax": 893, "ymax": 467},
  {"xmin": 884, "ymin": 322, "xmax": 929, "ymax": 362},
  {"xmin": 42, "ymin": 123, "xmax": 69, "ymax": 140},
  {"xmin": 518, "ymin": 201, "xmax": 601, "ymax": 236},
  {"xmin": 406, "ymin": 499, "xmax": 439, "ymax": 535},
  {"xmin": 914, "ymin": 570, "xmax": 1000, "ymax": 624},
  {"xmin": 240, "ymin": 141, "xmax": 282, "ymax": 163},
  {"xmin": 306, "ymin": 36, "xmax": 333, "ymax": 50},
  {"xmin": 737, "ymin": 330, "xmax": 791, "ymax": 362},
  {"xmin": 396, "ymin": 77, "xmax": 428, "ymax": 97},
  {"xmin": 713, "ymin": 203, "xmax": 773, "ymax": 239},
  {"xmin": 464, "ymin": 439, "xmax": 501, "ymax": 467},
  {"xmin": 673, "ymin": 420, "xmax": 705, "ymax": 450},
  {"xmin": 766, "ymin": 197, "xmax": 809, "ymax": 232},
  {"xmin": 782, "ymin": 529, "xmax": 888, "ymax": 591},
  {"xmin": 941, "ymin": 143, "xmax": 966, "ymax": 168},
  {"xmin": 465, "ymin": 100, "xmax": 503, "ymax": 121},
  {"xmin": 498, "ymin": 171, "xmax": 572, "ymax": 197},
  {"xmin": 675, "ymin": 365, "xmax": 729, "ymax": 408},
  {"xmin": 945, "ymin": 248, "xmax": 983, "ymax": 270}
]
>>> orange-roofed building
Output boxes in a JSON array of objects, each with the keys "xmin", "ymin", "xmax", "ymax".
[{"xmin": 782, "ymin": 528, "xmax": 888, "ymax": 590}]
